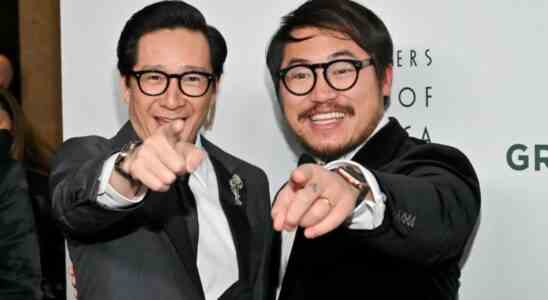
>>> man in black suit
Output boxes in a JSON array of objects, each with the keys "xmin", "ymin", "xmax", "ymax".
[
  {"xmin": 50, "ymin": 2, "xmax": 274, "ymax": 299},
  {"xmin": 266, "ymin": 1, "xmax": 481, "ymax": 299}
]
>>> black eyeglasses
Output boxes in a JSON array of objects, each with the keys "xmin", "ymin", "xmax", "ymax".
[
  {"xmin": 130, "ymin": 70, "xmax": 215, "ymax": 97},
  {"xmin": 278, "ymin": 58, "xmax": 375, "ymax": 96}
]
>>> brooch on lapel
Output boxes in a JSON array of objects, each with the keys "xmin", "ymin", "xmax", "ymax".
[{"xmin": 229, "ymin": 174, "xmax": 244, "ymax": 206}]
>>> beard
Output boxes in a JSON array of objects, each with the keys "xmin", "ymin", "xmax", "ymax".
[
  {"xmin": 296, "ymin": 130, "xmax": 366, "ymax": 162},
  {"xmin": 292, "ymin": 103, "xmax": 383, "ymax": 162}
]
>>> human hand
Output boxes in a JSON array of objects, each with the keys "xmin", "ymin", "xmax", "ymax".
[
  {"xmin": 114, "ymin": 119, "xmax": 205, "ymax": 193},
  {"xmin": 271, "ymin": 163, "xmax": 360, "ymax": 239}
]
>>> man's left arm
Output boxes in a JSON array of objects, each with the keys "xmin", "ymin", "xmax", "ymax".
[
  {"xmin": 358, "ymin": 157, "xmax": 480, "ymax": 265},
  {"xmin": 272, "ymin": 145, "xmax": 480, "ymax": 265}
]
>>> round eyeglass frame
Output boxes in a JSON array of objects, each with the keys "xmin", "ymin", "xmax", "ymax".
[
  {"xmin": 130, "ymin": 70, "xmax": 215, "ymax": 97},
  {"xmin": 278, "ymin": 58, "xmax": 375, "ymax": 96}
]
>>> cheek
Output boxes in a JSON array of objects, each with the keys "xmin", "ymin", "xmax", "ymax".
[
  {"xmin": 188, "ymin": 102, "xmax": 210, "ymax": 128},
  {"xmin": 282, "ymin": 103, "xmax": 299, "ymax": 128},
  {"xmin": 281, "ymin": 97, "xmax": 301, "ymax": 119}
]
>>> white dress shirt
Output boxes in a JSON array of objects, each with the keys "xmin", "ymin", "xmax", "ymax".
[
  {"xmin": 96, "ymin": 137, "xmax": 238, "ymax": 300},
  {"xmin": 276, "ymin": 115, "xmax": 390, "ymax": 298}
]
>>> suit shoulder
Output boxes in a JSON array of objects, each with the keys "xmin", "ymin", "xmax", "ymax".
[
  {"xmin": 395, "ymin": 137, "xmax": 479, "ymax": 183},
  {"xmin": 52, "ymin": 135, "xmax": 112, "ymax": 170},
  {"xmin": 403, "ymin": 137, "xmax": 472, "ymax": 162},
  {"xmin": 60, "ymin": 135, "xmax": 110, "ymax": 150},
  {"xmin": 55, "ymin": 135, "xmax": 110, "ymax": 157}
]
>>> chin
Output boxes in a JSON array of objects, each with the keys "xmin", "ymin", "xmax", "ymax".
[{"xmin": 301, "ymin": 138, "xmax": 360, "ymax": 162}]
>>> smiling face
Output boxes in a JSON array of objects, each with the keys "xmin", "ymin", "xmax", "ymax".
[
  {"xmin": 122, "ymin": 28, "xmax": 216, "ymax": 143},
  {"xmin": 279, "ymin": 27, "xmax": 393, "ymax": 159}
]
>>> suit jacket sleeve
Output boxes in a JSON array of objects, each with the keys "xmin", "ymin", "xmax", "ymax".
[
  {"xmin": 347, "ymin": 143, "xmax": 481, "ymax": 266},
  {"xmin": 49, "ymin": 136, "xmax": 134, "ymax": 237}
]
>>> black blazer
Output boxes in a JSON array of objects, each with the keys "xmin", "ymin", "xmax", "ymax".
[
  {"xmin": 0, "ymin": 130, "xmax": 42, "ymax": 300},
  {"xmin": 49, "ymin": 123, "xmax": 276, "ymax": 300},
  {"xmin": 278, "ymin": 118, "xmax": 481, "ymax": 300}
]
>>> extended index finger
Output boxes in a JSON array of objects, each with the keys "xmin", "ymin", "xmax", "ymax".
[
  {"xmin": 272, "ymin": 183, "xmax": 295, "ymax": 231},
  {"xmin": 174, "ymin": 141, "xmax": 206, "ymax": 174},
  {"xmin": 290, "ymin": 163, "xmax": 319, "ymax": 187},
  {"xmin": 159, "ymin": 119, "xmax": 185, "ymax": 146}
]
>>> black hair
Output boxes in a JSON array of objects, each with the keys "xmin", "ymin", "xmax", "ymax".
[
  {"xmin": 266, "ymin": 0, "xmax": 393, "ymax": 108},
  {"xmin": 117, "ymin": 0, "xmax": 227, "ymax": 79}
]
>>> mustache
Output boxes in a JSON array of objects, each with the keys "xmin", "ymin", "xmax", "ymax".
[{"xmin": 297, "ymin": 104, "xmax": 355, "ymax": 121}]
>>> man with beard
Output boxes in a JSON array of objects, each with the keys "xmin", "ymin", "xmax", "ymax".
[{"xmin": 266, "ymin": 1, "xmax": 481, "ymax": 299}]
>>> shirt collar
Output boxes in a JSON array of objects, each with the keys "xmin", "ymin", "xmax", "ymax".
[{"xmin": 189, "ymin": 135, "xmax": 214, "ymax": 189}]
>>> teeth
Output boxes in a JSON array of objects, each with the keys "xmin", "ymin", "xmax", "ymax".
[
  {"xmin": 310, "ymin": 112, "xmax": 345, "ymax": 122},
  {"xmin": 158, "ymin": 117, "xmax": 180, "ymax": 122}
]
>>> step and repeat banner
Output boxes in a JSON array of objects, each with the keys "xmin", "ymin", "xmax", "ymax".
[{"xmin": 61, "ymin": 1, "xmax": 548, "ymax": 299}]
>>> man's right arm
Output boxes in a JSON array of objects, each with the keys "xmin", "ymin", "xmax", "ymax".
[
  {"xmin": 51, "ymin": 121, "xmax": 206, "ymax": 237},
  {"xmin": 49, "ymin": 136, "xmax": 136, "ymax": 237}
]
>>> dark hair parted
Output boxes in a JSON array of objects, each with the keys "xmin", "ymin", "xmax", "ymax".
[
  {"xmin": 0, "ymin": 89, "xmax": 53, "ymax": 170},
  {"xmin": 266, "ymin": 0, "xmax": 394, "ymax": 108},
  {"xmin": 117, "ymin": 0, "xmax": 227, "ymax": 80}
]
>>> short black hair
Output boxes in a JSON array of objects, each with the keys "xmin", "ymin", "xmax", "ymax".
[
  {"xmin": 117, "ymin": 0, "xmax": 227, "ymax": 79},
  {"xmin": 266, "ymin": 0, "xmax": 393, "ymax": 108}
]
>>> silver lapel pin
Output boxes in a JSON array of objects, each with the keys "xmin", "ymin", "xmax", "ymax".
[{"xmin": 229, "ymin": 174, "xmax": 244, "ymax": 206}]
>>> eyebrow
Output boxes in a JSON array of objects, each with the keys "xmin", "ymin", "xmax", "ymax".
[
  {"xmin": 284, "ymin": 50, "xmax": 360, "ymax": 67},
  {"xmin": 328, "ymin": 50, "xmax": 359, "ymax": 60},
  {"xmin": 139, "ymin": 64, "xmax": 210, "ymax": 73}
]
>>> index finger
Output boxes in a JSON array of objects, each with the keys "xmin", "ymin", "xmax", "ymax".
[
  {"xmin": 159, "ymin": 119, "xmax": 185, "ymax": 146},
  {"xmin": 290, "ymin": 163, "xmax": 320, "ymax": 187},
  {"xmin": 271, "ymin": 183, "xmax": 294, "ymax": 231},
  {"xmin": 174, "ymin": 141, "xmax": 206, "ymax": 173}
]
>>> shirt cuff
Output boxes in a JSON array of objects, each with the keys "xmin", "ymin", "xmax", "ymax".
[
  {"xmin": 97, "ymin": 153, "xmax": 147, "ymax": 209},
  {"xmin": 324, "ymin": 159, "xmax": 386, "ymax": 230}
]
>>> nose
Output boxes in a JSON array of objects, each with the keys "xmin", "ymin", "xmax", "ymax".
[
  {"xmin": 160, "ymin": 78, "xmax": 186, "ymax": 109},
  {"xmin": 310, "ymin": 69, "xmax": 336, "ymax": 103}
]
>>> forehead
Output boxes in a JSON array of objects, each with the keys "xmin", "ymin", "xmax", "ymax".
[
  {"xmin": 135, "ymin": 28, "xmax": 211, "ymax": 71},
  {"xmin": 282, "ymin": 27, "xmax": 368, "ymax": 65}
]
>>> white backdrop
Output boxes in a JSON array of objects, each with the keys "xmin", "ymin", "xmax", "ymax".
[{"xmin": 61, "ymin": 1, "xmax": 548, "ymax": 299}]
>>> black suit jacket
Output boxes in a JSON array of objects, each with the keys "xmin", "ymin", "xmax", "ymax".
[
  {"xmin": 278, "ymin": 118, "xmax": 481, "ymax": 300},
  {"xmin": 49, "ymin": 123, "xmax": 276, "ymax": 300}
]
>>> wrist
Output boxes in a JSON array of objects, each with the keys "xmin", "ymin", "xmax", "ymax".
[
  {"xmin": 114, "ymin": 140, "xmax": 142, "ymax": 187},
  {"xmin": 332, "ymin": 165, "xmax": 371, "ymax": 207}
]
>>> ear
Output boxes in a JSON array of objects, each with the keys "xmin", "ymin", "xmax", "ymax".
[
  {"xmin": 381, "ymin": 64, "xmax": 393, "ymax": 97},
  {"xmin": 119, "ymin": 76, "xmax": 131, "ymax": 104}
]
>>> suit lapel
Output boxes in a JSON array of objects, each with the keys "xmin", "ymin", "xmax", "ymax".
[
  {"xmin": 200, "ymin": 135, "xmax": 258, "ymax": 293},
  {"xmin": 209, "ymin": 155, "xmax": 252, "ymax": 285},
  {"xmin": 352, "ymin": 117, "xmax": 409, "ymax": 169},
  {"xmin": 139, "ymin": 184, "xmax": 205, "ymax": 299}
]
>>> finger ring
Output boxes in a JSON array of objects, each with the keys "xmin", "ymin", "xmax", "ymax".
[{"xmin": 320, "ymin": 198, "xmax": 333, "ymax": 208}]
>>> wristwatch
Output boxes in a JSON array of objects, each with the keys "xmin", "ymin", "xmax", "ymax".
[
  {"xmin": 332, "ymin": 164, "xmax": 371, "ymax": 206},
  {"xmin": 114, "ymin": 140, "xmax": 142, "ymax": 182}
]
